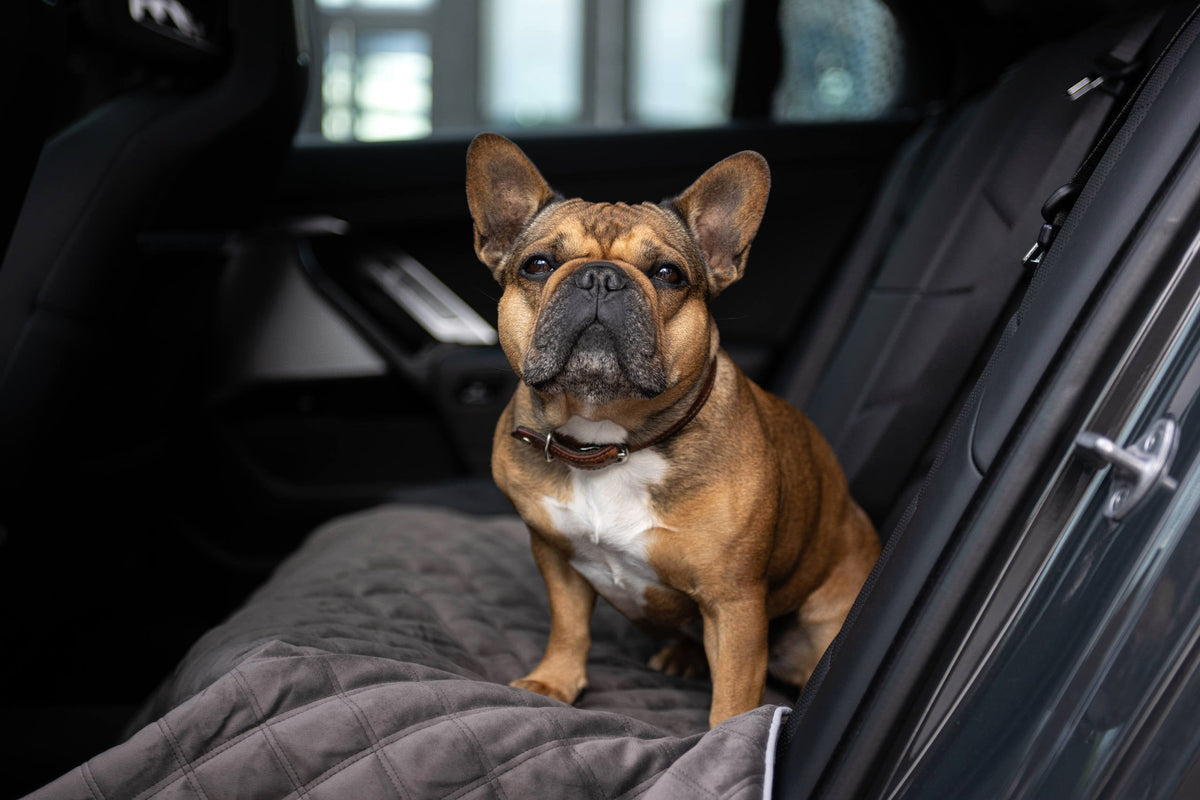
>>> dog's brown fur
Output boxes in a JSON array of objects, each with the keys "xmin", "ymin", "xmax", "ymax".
[{"xmin": 467, "ymin": 133, "xmax": 880, "ymax": 726}]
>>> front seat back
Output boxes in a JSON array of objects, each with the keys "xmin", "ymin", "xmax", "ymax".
[{"xmin": 0, "ymin": 0, "xmax": 306, "ymax": 495}]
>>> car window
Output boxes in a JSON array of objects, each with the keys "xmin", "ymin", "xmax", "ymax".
[
  {"xmin": 296, "ymin": 0, "xmax": 903, "ymax": 144},
  {"xmin": 297, "ymin": 0, "xmax": 743, "ymax": 142},
  {"xmin": 774, "ymin": 0, "xmax": 904, "ymax": 121}
]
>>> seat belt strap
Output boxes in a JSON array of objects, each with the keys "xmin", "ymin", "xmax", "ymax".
[{"xmin": 1023, "ymin": 7, "xmax": 1178, "ymax": 268}]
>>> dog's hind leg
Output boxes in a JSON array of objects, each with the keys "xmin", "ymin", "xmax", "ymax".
[{"xmin": 648, "ymin": 638, "xmax": 709, "ymax": 679}]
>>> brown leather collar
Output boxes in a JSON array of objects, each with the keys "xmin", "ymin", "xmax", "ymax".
[{"xmin": 512, "ymin": 358, "xmax": 718, "ymax": 470}]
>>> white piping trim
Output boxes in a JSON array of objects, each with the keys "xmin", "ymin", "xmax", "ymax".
[{"xmin": 762, "ymin": 705, "xmax": 791, "ymax": 800}]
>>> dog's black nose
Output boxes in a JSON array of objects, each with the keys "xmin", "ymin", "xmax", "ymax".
[{"xmin": 574, "ymin": 261, "xmax": 628, "ymax": 294}]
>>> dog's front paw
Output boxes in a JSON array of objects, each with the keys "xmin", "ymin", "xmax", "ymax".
[
  {"xmin": 510, "ymin": 674, "xmax": 586, "ymax": 704},
  {"xmin": 648, "ymin": 639, "xmax": 710, "ymax": 679}
]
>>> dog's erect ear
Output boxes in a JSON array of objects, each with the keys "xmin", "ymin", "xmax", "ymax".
[
  {"xmin": 671, "ymin": 151, "xmax": 770, "ymax": 296},
  {"xmin": 466, "ymin": 133, "xmax": 558, "ymax": 280}
]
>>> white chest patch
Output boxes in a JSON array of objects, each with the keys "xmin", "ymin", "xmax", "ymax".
[{"xmin": 541, "ymin": 418, "xmax": 669, "ymax": 620}]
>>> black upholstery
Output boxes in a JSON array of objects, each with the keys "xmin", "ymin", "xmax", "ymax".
[
  {"xmin": 0, "ymin": 0, "xmax": 304, "ymax": 495},
  {"xmin": 0, "ymin": 1, "xmax": 58, "ymax": 260},
  {"xmin": 776, "ymin": 16, "xmax": 1160, "ymax": 525},
  {"xmin": 777, "ymin": 3, "xmax": 1200, "ymax": 796}
]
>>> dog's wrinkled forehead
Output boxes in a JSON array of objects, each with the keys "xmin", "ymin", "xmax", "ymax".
[{"xmin": 511, "ymin": 198, "xmax": 701, "ymax": 273}]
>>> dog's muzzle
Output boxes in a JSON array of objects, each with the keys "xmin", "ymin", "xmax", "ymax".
[{"xmin": 521, "ymin": 261, "xmax": 665, "ymax": 399}]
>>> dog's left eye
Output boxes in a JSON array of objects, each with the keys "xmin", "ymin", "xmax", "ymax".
[
  {"xmin": 652, "ymin": 263, "xmax": 686, "ymax": 285},
  {"xmin": 520, "ymin": 255, "xmax": 556, "ymax": 277}
]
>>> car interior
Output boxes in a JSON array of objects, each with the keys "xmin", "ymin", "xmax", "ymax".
[{"xmin": 7, "ymin": 0, "xmax": 1200, "ymax": 797}]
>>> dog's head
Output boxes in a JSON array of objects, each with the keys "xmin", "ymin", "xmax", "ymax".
[{"xmin": 466, "ymin": 133, "xmax": 769, "ymax": 407}]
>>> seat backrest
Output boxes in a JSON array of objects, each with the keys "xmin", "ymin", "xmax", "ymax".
[
  {"xmin": 774, "ymin": 14, "xmax": 1164, "ymax": 525},
  {"xmin": 0, "ymin": 0, "xmax": 305, "ymax": 494},
  {"xmin": 776, "ymin": 2, "xmax": 1200, "ymax": 795}
]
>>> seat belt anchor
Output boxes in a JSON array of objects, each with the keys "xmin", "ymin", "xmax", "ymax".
[
  {"xmin": 1022, "ymin": 183, "xmax": 1081, "ymax": 269},
  {"xmin": 1022, "ymin": 222, "xmax": 1059, "ymax": 268},
  {"xmin": 1067, "ymin": 53, "xmax": 1142, "ymax": 101}
]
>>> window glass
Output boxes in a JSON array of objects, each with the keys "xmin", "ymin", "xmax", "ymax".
[
  {"xmin": 298, "ymin": 0, "xmax": 742, "ymax": 143},
  {"xmin": 631, "ymin": 0, "xmax": 737, "ymax": 126},
  {"xmin": 345, "ymin": 29, "xmax": 431, "ymax": 140},
  {"xmin": 482, "ymin": 0, "xmax": 584, "ymax": 128},
  {"xmin": 300, "ymin": 0, "xmax": 903, "ymax": 143},
  {"xmin": 773, "ymin": 0, "xmax": 903, "ymax": 121}
]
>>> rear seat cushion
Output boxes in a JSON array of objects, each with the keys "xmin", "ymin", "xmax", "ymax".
[
  {"xmin": 139, "ymin": 505, "xmax": 786, "ymax": 731},
  {"xmin": 34, "ymin": 506, "xmax": 791, "ymax": 799}
]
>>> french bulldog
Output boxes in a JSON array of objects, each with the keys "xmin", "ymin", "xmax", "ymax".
[{"xmin": 466, "ymin": 133, "xmax": 880, "ymax": 726}]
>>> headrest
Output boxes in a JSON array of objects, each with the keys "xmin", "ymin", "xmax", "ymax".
[{"xmin": 80, "ymin": 0, "xmax": 227, "ymax": 72}]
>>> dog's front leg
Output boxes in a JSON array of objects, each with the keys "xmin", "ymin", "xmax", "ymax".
[
  {"xmin": 701, "ymin": 586, "xmax": 769, "ymax": 727},
  {"xmin": 510, "ymin": 531, "xmax": 597, "ymax": 704}
]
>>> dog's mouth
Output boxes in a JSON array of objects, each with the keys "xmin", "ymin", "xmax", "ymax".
[{"xmin": 522, "ymin": 301, "xmax": 666, "ymax": 404}]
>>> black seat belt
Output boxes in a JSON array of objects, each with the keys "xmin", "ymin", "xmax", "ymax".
[{"xmin": 1023, "ymin": 7, "xmax": 1179, "ymax": 269}]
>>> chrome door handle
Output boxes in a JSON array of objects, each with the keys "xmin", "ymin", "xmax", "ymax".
[{"xmin": 1075, "ymin": 417, "xmax": 1179, "ymax": 520}]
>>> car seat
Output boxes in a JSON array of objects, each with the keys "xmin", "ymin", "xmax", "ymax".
[{"xmin": 24, "ymin": 2, "xmax": 1200, "ymax": 798}]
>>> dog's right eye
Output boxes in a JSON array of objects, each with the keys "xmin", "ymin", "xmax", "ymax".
[{"xmin": 520, "ymin": 255, "xmax": 556, "ymax": 277}]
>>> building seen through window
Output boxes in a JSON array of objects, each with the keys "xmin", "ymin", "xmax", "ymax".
[
  {"xmin": 301, "ymin": 0, "xmax": 741, "ymax": 142},
  {"xmin": 299, "ymin": 0, "xmax": 902, "ymax": 143}
]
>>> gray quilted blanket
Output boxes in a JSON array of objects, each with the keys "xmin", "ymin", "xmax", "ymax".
[{"xmin": 28, "ymin": 505, "xmax": 790, "ymax": 799}]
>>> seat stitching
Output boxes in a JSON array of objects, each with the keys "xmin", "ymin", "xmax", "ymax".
[
  {"xmin": 539, "ymin": 706, "xmax": 605, "ymax": 799},
  {"xmin": 429, "ymin": 680, "xmax": 511, "ymax": 800},
  {"xmin": 157, "ymin": 716, "xmax": 212, "ymax": 800},
  {"xmin": 317, "ymin": 655, "xmax": 415, "ymax": 799},
  {"xmin": 232, "ymin": 666, "xmax": 313, "ymax": 800},
  {"xmin": 79, "ymin": 761, "xmax": 107, "ymax": 800}
]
